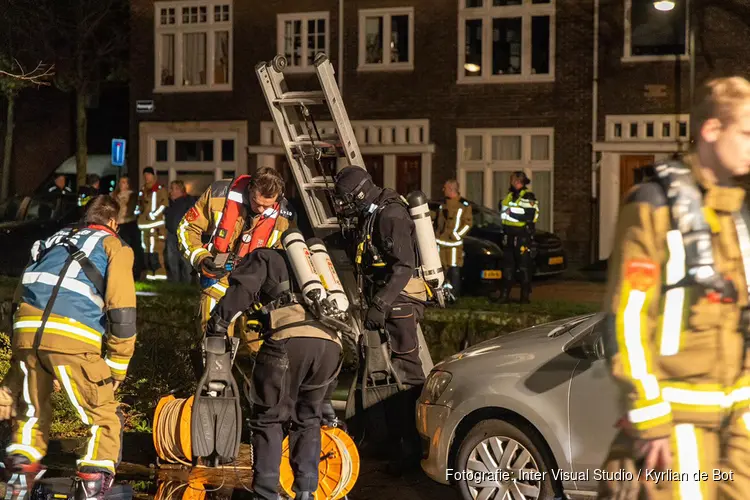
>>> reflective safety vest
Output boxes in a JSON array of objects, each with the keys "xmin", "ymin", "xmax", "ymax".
[
  {"xmin": 500, "ymin": 189, "xmax": 539, "ymax": 228},
  {"xmin": 137, "ymin": 183, "xmax": 168, "ymax": 230},
  {"xmin": 19, "ymin": 226, "xmax": 114, "ymax": 335}
]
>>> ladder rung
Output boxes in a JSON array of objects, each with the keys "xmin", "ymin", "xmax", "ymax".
[
  {"xmin": 289, "ymin": 141, "xmax": 339, "ymax": 148},
  {"xmin": 301, "ymin": 182, "xmax": 336, "ymax": 190},
  {"xmin": 273, "ymin": 91, "xmax": 326, "ymax": 105},
  {"xmin": 294, "ymin": 134, "xmax": 340, "ymax": 143}
]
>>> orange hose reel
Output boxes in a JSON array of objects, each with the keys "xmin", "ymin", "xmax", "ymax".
[
  {"xmin": 280, "ymin": 426, "xmax": 360, "ymax": 500},
  {"xmin": 153, "ymin": 395, "xmax": 195, "ymax": 466}
]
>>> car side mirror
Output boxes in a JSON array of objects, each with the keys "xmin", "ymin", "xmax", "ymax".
[{"xmin": 566, "ymin": 334, "xmax": 605, "ymax": 361}]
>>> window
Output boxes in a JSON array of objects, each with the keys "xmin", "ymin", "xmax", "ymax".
[
  {"xmin": 458, "ymin": 0, "xmax": 555, "ymax": 83},
  {"xmin": 277, "ymin": 12, "xmax": 330, "ymax": 72},
  {"xmin": 154, "ymin": 1, "xmax": 232, "ymax": 92},
  {"xmin": 457, "ymin": 128, "xmax": 554, "ymax": 232},
  {"xmin": 358, "ymin": 8, "xmax": 415, "ymax": 71},
  {"xmin": 624, "ymin": 0, "xmax": 688, "ymax": 61}
]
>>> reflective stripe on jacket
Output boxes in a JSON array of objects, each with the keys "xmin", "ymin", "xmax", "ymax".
[
  {"xmin": 137, "ymin": 183, "xmax": 169, "ymax": 229},
  {"xmin": 435, "ymin": 197, "xmax": 473, "ymax": 267},
  {"xmin": 12, "ymin": 226, "xmax": 137, "ymax": 381},
  {"xmin": 603, "ymin": 157, "xmax": 750, "ymax": 440},
  {"xmin": 500, "ymin": 189, "xmax": 538, "ymax": 228}
]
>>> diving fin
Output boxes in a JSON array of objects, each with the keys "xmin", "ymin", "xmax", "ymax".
[{"xmin": 191, "ymin": 335, "xmax": 243, "ymax": 464}]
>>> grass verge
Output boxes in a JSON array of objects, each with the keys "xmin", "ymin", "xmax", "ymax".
[{"xmin": 0, "ymin": 277, "xmax": 598, "ymax": 438}]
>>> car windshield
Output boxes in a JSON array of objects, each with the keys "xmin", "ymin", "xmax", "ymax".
[
  {"xmin": 24, "ymin": 197, "xmax": 60, "ymax": 222},
  {"xmin": 473, "ymin": 205, "xmax": 504, "ymax": 229},
  {"xmin": 0, "ymin": 197, "xmax": 22, "ymax": 222}
]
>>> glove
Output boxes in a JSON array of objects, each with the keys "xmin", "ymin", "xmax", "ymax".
[
  {"xmin": 364, "ymin": 305, "xmax": 387, "ymax": 330},
  {"xmin": 0, "ymin": 387, "xmax": 16, "ymax": 421},
  {"xmin": 206, "ymin": 314, "xmax": 231, "ymax": 338},
  {"xmin": 200, "ymin": 256, "xmax": 229, "ymax": 279}
]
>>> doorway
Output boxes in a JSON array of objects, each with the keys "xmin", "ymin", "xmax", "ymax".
[
  {"xmin": 396, "ymin": 155, "xmax": 422, "ymax": 195},
  {"xmin": 619, "ymin": 155, "xmax": 654, "ymax": 200},
  {"xmin": 362, "ymin": 155, "xmax": 385, "ymax": 187}
]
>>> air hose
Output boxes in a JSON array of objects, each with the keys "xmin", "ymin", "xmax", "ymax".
[{"xmin": 153, "ymin": 395, "xmax": 194, "ymax": 466}]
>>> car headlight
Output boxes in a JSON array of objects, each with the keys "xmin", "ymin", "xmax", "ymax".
[{"xmin": 421, "ymin": 370, "xmax": 452, "ymax": 404}]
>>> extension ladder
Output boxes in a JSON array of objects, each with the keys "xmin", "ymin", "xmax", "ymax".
[{"xmin": 255, "ymin": 53, "xmax": 364, "ymax": 232}]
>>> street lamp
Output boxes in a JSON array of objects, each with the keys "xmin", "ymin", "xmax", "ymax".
[{"xmin": 653, "ymin": 0, "xmax": 695, "ymax": 139}]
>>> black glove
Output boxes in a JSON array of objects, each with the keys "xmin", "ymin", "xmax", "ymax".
[
  {"xmin": 205, "ymin": 314, "xmax": 230, "ymax": 337},
  {"xmin": 200, "ymin": 256, "xmax": 229, "ymax": 279},
  {"xmin": 364, "ymin": 305, "xmax": 387, "ymax": 330}
]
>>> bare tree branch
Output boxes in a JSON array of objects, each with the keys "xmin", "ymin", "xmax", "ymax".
[{"xmin": 0, "ymin": 59, "xmax": 55, "ymax": 86}]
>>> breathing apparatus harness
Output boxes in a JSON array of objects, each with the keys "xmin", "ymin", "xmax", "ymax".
[{"xmin": 651, "ymin": 161, "xmax": 750, "ymax": 333}]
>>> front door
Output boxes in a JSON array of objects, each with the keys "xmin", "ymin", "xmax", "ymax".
[
  {"xmin": 396, "ymin": 155, "xmax": 422, "ymax": 195},
  {"xmin": 619, "ymin": 155, "xmax": 654, "ymax": 200}
]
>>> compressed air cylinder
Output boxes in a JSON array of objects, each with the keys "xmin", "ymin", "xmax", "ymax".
[
  {"xmin": 307, "ymin": 237, "xmax": 350, "ymax": 313},
  {"xmin": 281, "ymin": 229, "xmax": 327, "ymax": 305},
  {"xmin": 406, "ymin": 191, "xmax": 445, "ymax": 288}
]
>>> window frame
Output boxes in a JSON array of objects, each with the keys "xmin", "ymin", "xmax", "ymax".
[
  {"xmin": 623, "ymin": 0, "xmax": 690, "ymax": 62},
  {"xmin": 357, "ymin": 7, "xmax": 416, "ymax": 72},
  {"xmin": 456, "ymin": 127, "xmax": 554, "ymax": 231},
  {"xmin": 276, "ymin": 11, "xmax": 331, "ymax": 73},
  {"xmin": 153, "ymin": 0, "xmax": 234, "ymax": 93},
  {"xmin": 457, "ymin": 0, "xmax": 556, "ymax": 84}
]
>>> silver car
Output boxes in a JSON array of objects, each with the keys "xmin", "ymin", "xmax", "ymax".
[{"xmin": 417, "ymin": 312, "xmax": 621, "ymax": 500}]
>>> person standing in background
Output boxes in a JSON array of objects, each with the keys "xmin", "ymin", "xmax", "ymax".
[
  {"xmin": 112, "ymin": 176, "xmax": 141, "ymax": 280},
  {"xmin": 435, "ymin": 179, "xmax": 472, "ymax": 300},
  {"xmin": 137, "ymin": 167, "xmax": 169, "ymax": 281},
  {"xmin": 164, "ymin": 180, "xmax": 196, "ymax": 284}
]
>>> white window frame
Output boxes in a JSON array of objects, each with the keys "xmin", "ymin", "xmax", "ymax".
[
  {"xmin": 623, "ymin": 0, "xmax": 690, "ymax": 62},
  {"xmin": 150, "ymin": 132, "xmax": 239, "ymax": 185},
  {"xmin": 456, "ymin": 127, "xmax": 554, "ymax": 230},
  {"xmin": 358, "ymin": 7, "xmax": 415, "ymax": 72},
  {"xmin": 276, "ymin": 11, "xmax": 330, "ymax": 73},
  {"xmin": 457, "ymin": 0, "xmax": 555, "ymax": 84},
  {"xmin": 154, "ymin": 0, "xmax": 233, "ymax": 93}
]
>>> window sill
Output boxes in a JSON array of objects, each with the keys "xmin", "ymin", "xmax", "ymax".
[
  {"xmin": 457, "ymin": 73, "xmax": 555, "ymax": 84},
  {"xmin": 620, "ymin": 55, "xmax": 689, "ymax": 63},
  {"xmin": 153, "ymin": 84, "xmax": 233, "ymax": 93},
  {"xmin": 357, "ymin": 63, "xmax": 414, "ymax": 72}
]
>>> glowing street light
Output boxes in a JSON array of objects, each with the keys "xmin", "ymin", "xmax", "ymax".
[{"xmin": 653, "ymin": 1, "xmax": 676, "ymax": 11}]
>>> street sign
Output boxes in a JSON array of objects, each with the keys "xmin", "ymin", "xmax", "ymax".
[
  {"xmin": 136, "ymin": 100, "xmax": 155, "ymax": 113},
  {"xmin": 111, "ymin": 139, "xmax": 126, "ymax": 167}
]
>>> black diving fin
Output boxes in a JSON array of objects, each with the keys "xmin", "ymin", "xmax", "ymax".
[{"xmin": 191, "ymin": 335, "xmax": 243, "ymax": 465}]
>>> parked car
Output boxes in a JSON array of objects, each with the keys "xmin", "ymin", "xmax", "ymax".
[{"xmin": 417, "ymin": 312, "xmax": 618, "ymax": 500}]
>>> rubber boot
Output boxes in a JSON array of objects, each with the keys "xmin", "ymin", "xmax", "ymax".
[
  {"xmin": 496, "ymin": 281, "xmax": 512, "ymax": 304},
  {"xmin": 1, "ymin": 456, "xmax": 46, "ymax": 500},
  {"xmin": 73, "ymin": 471, "xmax": 114, "ymax": 500},
  {"xmin": 293, "ymin": 492, "xmax": 314, "ymax": 500}
]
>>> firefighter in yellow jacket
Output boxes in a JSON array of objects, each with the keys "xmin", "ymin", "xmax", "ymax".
[
  {"xmin": 0, "ymin": 195, "xmax": 137, "ymax": 500},
  {"xmin": 597, "ymin": 77, "xmax": 750, "ymax": 500},
  {"xmin": 435, "ymin": 179, "xmax": 472, "ymax": 299},
  {"xmin": 137, "ymin": 167, "xmax": 169, "ymax": 281},
  {"xmin": 177, "ymin": 166, "xmax": 292, "ymax": 350}
]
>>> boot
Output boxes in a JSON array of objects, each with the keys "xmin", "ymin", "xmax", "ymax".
[
  {"xmin": 1, "ymin": 456, "xmax": 46, "ymax": 500},
  {"xmin": 495, "ymin": 282, "xmax": 512, "ymax": 304},
  {"xmin": 293, "ymin": 492, "xmax": 314, "ymax": 500},
  {"xmin": 520, "ymin": 280, "xmax": 531, "ymax": 304},
  {"xmin": 73, "ymin": 471, "xmax": 114, "ymax": 500}
]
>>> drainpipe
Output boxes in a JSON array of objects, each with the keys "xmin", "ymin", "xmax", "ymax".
[
  {"xmin": 590, "ymin": 0, "xmax": 600, "ymax": 263},
  {"xmin": 338, "ymin": 0, "xmax": 344, "ymax": 96}
]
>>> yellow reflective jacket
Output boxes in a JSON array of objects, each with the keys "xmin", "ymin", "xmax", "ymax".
[{"xmin": 603, "ymin": 158, "xmax": 750, "ymax": 440}]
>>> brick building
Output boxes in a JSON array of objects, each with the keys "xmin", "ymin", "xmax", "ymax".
[{"xmin": 128, "ymin": 0, "xmax": 750, "ymax": 265}]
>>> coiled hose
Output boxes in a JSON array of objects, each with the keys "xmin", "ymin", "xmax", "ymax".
[{"xmin": 153, "ymin": 395, "xmax": 194, "ymax": 466}]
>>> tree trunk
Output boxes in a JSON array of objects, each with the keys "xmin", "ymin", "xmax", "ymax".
[
  {"xmin": 75, "ymin": 89, "xmax": 88, "ymax": 191},
  {"xmin": 1, "ymin": 95, "xmax": 15, "ymax": 202}
]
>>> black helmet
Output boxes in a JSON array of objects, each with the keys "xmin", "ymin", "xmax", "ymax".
[{"xmin": 333, "ymin": 167, "xmax": 380, "ymax": 213}]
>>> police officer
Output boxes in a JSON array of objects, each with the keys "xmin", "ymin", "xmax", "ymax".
[
  {"xmin": 435, "ymin": 179, "xmax": 472, "ymax": 299},
  {"xmin": 78, "ymin": 174, "xmax": 101, "ymax": 207},
  {"xmin": 204, "ymin": 248, "xmax": 341, "ymax": 500},
  {"xmin": 0, "ymin": 195, "xmax": 137, "ymax": 500},
  {"xmin": 137, "ymin": 167, "xmax": 169, "ymax": 281},
  {"xmin": 597, "ymin": 77, "xmax": 750, "ymax": 499},
  {"xmin": 333, "ymin": 167, "xmax": 428, "ymax": 470},
  {"xmin": 497, "ymin": 171, "xmax": 539, "ymax": 304},
  {"xmin": 47, "ymin": 174, "xmax": 73, "ymax": 197}
]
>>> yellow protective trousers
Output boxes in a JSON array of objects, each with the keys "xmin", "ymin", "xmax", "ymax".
[{"xmin": 5, "ymin": 350, "xmax": 122, "ymax": 474}]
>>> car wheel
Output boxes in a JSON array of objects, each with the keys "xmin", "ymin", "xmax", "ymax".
[{"xmin": 454, "ymin": 419, "xmax": 554, "ymax": 500}]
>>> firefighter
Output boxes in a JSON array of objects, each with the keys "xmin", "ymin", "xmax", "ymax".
[
  {"xmin": 497, "ymin": 171, "xmax": 539, "ymax": 304},
  {"xmin": 435, "ymin": 179, "xmax": 472, "ymax": 299},
  {"xmin": 597, "ymin": 77, "xmax": 750, "ymax": 499},
  {"xmin": 0, "ymin": 195, "xmax": 137, "ymax": 500},
  {"xmin": 137, "ymin": 167, "xmax": 169, "ymax": 281},
  {"xmin": 78, "ymin": 174, "xmax": 101, "ymax": 208},
  {"xmin": 333, "ymin": 167, "xmax": 428, "ymax": 471},
  {"xmin": 204, "ymin": 248, "xmax": 342, "ymax": 500}
]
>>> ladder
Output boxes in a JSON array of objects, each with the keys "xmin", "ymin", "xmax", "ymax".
[{"xmin": 255, "ymin": 53, "xmax": 364, "ymax": 232}]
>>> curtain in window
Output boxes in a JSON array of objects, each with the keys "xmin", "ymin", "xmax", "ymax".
[
  {"xmin": 492, "ymin": 135, "xmax": 521, "ymax": 160},
  {"xmin": 465, "ymin": 171, "xmax": 484, "ymax": 206},
  {"xmin": 214, "ymin": 31, "xmax": 229, "ymax": 84},
  {"xmin": 531, "ymin": 135, "xmax": 549, "ymax": 160},
  {"xmin": 183, "ymin": 32, "xmax": 207, "ymax": 85},
  {"xmin": 530, "ymin": 170, "xmax": 551, "ymax": 232},
  {"xmin": 161, "ymin": 34, "xmax": 175, "ymax": 85},
  {"xmin": 493, "ymin": 171, "xmax": 511, "ymax": 210}
]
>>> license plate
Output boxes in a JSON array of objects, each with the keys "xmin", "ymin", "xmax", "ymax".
[
  {"xmin": 548, "ymin": 256, "xmax": 564, "ymax": 265},
  {"xmin": 481, "ymin": 270, "xmax": 502, "ymax": 279}
]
